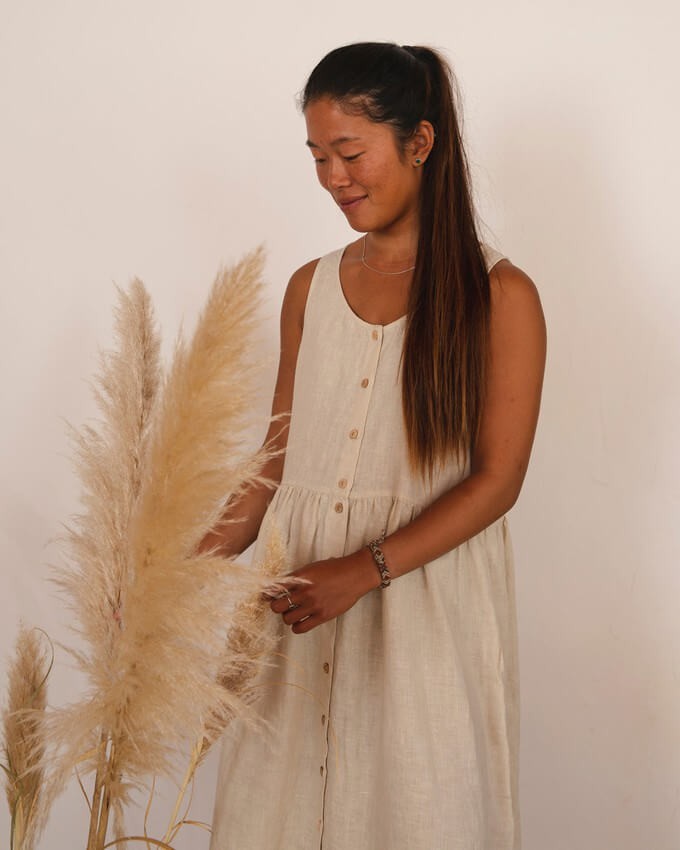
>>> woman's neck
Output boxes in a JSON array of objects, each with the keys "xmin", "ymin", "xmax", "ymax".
[{"xmin": 363, "ymin": 226, "xmax": 418, "ymax": 270}]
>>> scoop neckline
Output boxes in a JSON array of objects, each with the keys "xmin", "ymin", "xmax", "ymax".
[
  {"xmin": 333, "ymin": 241, "xmax": 507, "ymax": 329},
  {"xmin": 335, "ymin": 245, "xmax": 408, "ymax": 330}
]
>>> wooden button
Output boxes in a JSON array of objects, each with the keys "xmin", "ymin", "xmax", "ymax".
[
  {"xmin": 321, "ymin": 714, "xmax": 326, "ymax": 725},
  {"xmin": 320, "ymin": 765, "xmax": 324, "ymax": 776},
  {"xmin": 371, "ymin": 329, "xmax": 379, "ymax": 340},
  {"xmin": 349, "ymin": 428, "xmax": 358, "ymax": 439},
  {"xmin": 338, "ymin": 478, "xmax": 347, "ymax": 489},
  {"xmin": 334, "ymin": 502, "xmax": 343, "ymax": 513},
  {"xmin": 323, "ymin": 662, "xmax": 330, "ymax": 673},
  {"xmin": 361, "ymin": 378, "xmax": 369, "ymax": 388}
]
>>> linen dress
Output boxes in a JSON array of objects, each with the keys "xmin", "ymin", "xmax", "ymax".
[{"xmin": 210, "ymin": 243, "xmax": 521, "ymax": 850}]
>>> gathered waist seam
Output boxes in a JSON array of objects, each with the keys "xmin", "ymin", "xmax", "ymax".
[{"xmin": 276, "ymin": 478, "xmax": 420, "ymax": 508}]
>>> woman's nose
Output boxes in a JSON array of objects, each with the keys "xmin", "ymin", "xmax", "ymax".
[{"xmin": 326, "ymin": 158, "xmax": 351, "ymax": 190}]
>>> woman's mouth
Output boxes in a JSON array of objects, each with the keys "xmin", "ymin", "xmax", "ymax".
[{"xmin": 338, "ymin": 195, "xmax": 367, "ymax": 212}]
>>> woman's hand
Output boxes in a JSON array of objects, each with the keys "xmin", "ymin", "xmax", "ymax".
[{"xmin": 266, "ymin": 549, "xmax": 379, "ymax": 634}]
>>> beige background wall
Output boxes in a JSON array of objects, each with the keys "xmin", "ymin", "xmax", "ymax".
[{"xmin": 1, "ymin": 1, "xmax": 678, "ymax": 848}]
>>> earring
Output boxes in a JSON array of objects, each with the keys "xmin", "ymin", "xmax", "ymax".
[{"xmin": 415, "ymin": 158, "xmax": 422, "ymax": 165}]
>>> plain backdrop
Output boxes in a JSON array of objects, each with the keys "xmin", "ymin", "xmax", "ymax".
[{"xmin": 1, "ymin": 2, "xmax": 679, "ymax": 848}]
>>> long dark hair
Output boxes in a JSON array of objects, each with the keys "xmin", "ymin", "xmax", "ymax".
[{"xmin": 302, "ymin": 42, "xmax": 490, "ymax": 477}]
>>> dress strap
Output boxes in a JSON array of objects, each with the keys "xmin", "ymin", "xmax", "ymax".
[
  {"xmin": 481, "ymin": 242, "xmax": 508, "ymax": 272},
  {"xmin": 301, "ymin": 248, "xmax": 344, "ymax": 329}
]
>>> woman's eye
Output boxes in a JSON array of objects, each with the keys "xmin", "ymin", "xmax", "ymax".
[
  {"xmin": 344, "ymin": 153, "xmax": 362, "ymax": 162},
  {"xmin": 313, "ymin": 158, "xmax": 326, "ymax": 165}
]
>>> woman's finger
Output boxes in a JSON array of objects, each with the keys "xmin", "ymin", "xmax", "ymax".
[
  {"xmin": 269, "ymin": 591, "xmax": 299, "ymax": 614},
  {"xmin": 291, "ymin": 614, "xmax": 318, "ymax": 634},
  {"xmin": 282, "ymin": 603, "xmax": 313, "ymax": 625}
]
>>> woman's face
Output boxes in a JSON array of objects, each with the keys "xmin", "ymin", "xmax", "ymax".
[{"xmin": 304, "ymin": 97, "xmax": 423, "ymax": 235}]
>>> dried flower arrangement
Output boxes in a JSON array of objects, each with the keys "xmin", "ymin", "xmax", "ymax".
[{"xmin": 1, "ymin": 248, "xmax": 289, "ymax": 849}]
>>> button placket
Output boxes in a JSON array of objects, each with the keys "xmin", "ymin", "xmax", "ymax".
[
  {"xmin": 334, "ymin": 326, "xmax": 383, "ymax": 504},
  {"xmin": 319, "ymin": 326, "xmax": 384, "ymax": 843}
]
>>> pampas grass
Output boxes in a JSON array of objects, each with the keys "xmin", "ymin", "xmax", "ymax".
[
  {"xmin": 2, "ymin": 246, "xmax": 289, "ymax": 849},
  {"xmin": 58, "ymin": 277, "xmax": 161, "ymax": 663},
  {"xmin": 46, "ymin": 277, "xmax": 163, "ymax": 847},
  {"xmin": 94, "ymin": 245, "xmax": 278, "ymax": 800},
  {"xmin": 1, "ymin": 626, "xmax": 51, "ymax": 850}
]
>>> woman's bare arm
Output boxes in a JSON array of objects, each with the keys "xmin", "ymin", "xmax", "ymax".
[
  {"xmin": 376, "ymin": 259, "xmax": 547, "ymax": 577},
  {"xmin": 197, "ymin": 258, "xmax": 318, "ymax": 557}
]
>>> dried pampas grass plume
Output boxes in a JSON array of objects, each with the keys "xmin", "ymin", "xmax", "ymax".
[
  {"xmin": 41, "ymin": 246, "xmax": 281, "ymax": 848},
  {"xmin": 106, "ymin": 246, "xmax": 275, "ymax": 781},
  {"xmin": 42, "ymin": 278, "xmax": 162, "ymax": 844},
  {"xmin": 132, "ymin": 245, "xmax": 270, "ymax": 559},
  {"xmin": 55, "ymin": 278, "xmax": 161, "ymax": 689},
  {"xmin": 2, "ymin": 626, "xmax": 51, "ymax": 850}
]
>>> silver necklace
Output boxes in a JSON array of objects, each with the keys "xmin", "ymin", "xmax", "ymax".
[{"xmin": 361, "ymin": 235, "xmax": 416, "ymax": 275}]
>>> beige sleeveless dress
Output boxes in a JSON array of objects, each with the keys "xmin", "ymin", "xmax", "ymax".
[{"xmin": 210, "ymin": 243, "xmax": 521, "ymax": 850}]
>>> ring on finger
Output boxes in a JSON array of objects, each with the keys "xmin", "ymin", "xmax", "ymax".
[{"xmin": 284, "ymin": 590, "xmax": 296, "ymax": 610}]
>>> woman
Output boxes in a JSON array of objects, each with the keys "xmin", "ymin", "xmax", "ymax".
[{"xmin": 206, "ymin": 42, "xmax": 546, "ymax": 850}]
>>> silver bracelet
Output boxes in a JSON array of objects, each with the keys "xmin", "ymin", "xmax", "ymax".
[{"xmin": 367, "ymin": 532, "xmax": 391, "ymax": 589}]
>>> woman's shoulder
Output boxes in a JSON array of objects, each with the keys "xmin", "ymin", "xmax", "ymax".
[
  {"xmin": 478, "ymin": 241, "xmax": 541, "ymax": 307},
  {"xmin": 487, "ymin": 257, "xmax": 546, "ymax": 349},
  {"xmin": 280, "ymin": 257, "xmax": 319, "ymax": 334},
  {"xmin": 488, "ymin": 256, "xmax": 541, "ymax": 306},
  {"xmin": 287, "ymin": 255, "xmax": 321, "ymax": 295}
]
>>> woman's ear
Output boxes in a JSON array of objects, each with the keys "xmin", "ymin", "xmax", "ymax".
[{"xmin": 409, "ymin": 120, "xmax": 435, "ymax": 167}]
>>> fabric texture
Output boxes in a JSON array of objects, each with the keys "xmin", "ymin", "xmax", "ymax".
[{"xmin": 210, "ymin": 243, "xmax": 521, "ymax": 850}]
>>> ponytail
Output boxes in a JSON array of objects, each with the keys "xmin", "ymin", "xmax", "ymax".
[{"xmin": 400, "ymin": 46, "xmax": 490, "ymax": 476}]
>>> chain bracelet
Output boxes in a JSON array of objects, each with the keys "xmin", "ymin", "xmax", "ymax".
[{"xmin": 367, "ymin": 531, "xmax": 392, "ymax": 589}]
